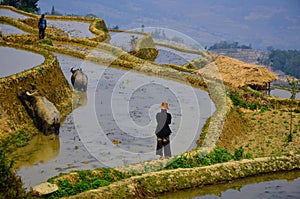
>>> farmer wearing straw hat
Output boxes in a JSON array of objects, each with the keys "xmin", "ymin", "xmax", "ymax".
[{"xmin": 155, "ymin": 102, "xmax": 172, "ymax": 159}]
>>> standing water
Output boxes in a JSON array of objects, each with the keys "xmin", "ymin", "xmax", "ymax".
[
  {"xmin": 0, "ymin": 46, "xmax": 44, "ymax": 78},
  {"xmin": 13, "ymin": 53, "xmax": 215, "ymax": 188},
  {"xmin": 159, "ymin": 170, "xmax": 300, "ymax": 199}
]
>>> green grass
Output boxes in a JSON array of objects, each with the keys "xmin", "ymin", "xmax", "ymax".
[
  {"xmin": 11, "ymin": 131, "xmax": 30, "ymax": 147},
  {"xmin": 45, "ymin": 147, "xmax": 252, "ymax": 198},
  {"xmin": 1, "ymin": 130, "xmax": 31, "ymax": 151},
  {"xmin": 47, "ymin": 168, "xmax": 130, "ymax": 198},
  {"xmin": 165, "ymin": 147, "xmax": 251, "ymax": 170},
  {"xmin": 0, "ymin": 146, "xmax": 30, "ymax": 199},
  {"xmin": 41, "ymin": 39, "xmax": 53, "ymax": 46}
]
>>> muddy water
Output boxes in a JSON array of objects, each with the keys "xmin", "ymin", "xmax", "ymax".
[
  {"xmin": 14, "ymin": 113, "xmax": 103, "ymax": 188},
  {"xmin": 159, "ymin": 170, "xmax": 300, "ymax": 199},
  {"xmin": 0, "ymin": 46, "xmax": 44, "ymax": 78},
  {"xmin": 57, "ymin": 53, "xmax": 215, "ymax": 166},
  {"xmin": 47, "ymin": 20, "xmax": 94, "ymax": 38},
  {"xmin": 13, "ymin": 53, "xmax": 215, "ymax": 188}
]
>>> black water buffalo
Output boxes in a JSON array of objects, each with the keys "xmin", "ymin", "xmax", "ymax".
[
  {"xmin": 18, "ymin": 90, "xmax": 61, "ymax": 135},
  {"xmin": 70, "ymin": 67, "xmax": 88, "ymax": 91}
]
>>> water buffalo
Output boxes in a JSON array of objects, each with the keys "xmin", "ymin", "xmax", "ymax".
[
  {"xmin": 18, "ymin": 90, "xmax": 60, "ymax": 135},
  {"xmin": 70, "ymin": 67, "xmax": 88, "ymax": 91}
]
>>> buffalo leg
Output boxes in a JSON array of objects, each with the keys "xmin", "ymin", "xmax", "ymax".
[
  {"xmin": 43, "ymin": 123, "xmax": 49, "ymax": 135},
  {"xmin": 54, "ymin": 123, "xmax": 60, "ymax": 135}
]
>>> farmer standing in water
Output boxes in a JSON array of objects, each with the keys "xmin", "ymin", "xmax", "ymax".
[{"xmin": 155, "ymin": 102, "xmax": 172, "ymax": 159}]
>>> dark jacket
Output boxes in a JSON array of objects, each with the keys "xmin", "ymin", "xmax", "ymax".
[
  {"xmin": 38, "ymin": 17, "xmax": 47, "ymax": 29},
  {"xmin": 155, "ymin": 109, "xmax": 172, "ymax": 138}
]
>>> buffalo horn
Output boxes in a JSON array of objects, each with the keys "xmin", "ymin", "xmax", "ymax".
[{"xmin": 26, "ymin": 90, "xmax": 37, "ymax": 96}]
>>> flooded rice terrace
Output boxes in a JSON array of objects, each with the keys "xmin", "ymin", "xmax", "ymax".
[
  {"xmin": 0, "ymin": 8, "xmax": 28, "ymax": 19},
  {"xmin": 0, "ymin": 8, "xmax": 215, "ymax": 188},
  {"xmin": 109, "ymin": 32, "xmax": 144, "ymax": 52},
  {"xmin": 0, "ymin": 46, "xmax": 44, "ymax": 77},
  {"xmin": 0, "ymin": 23, "xmax": 26, "ymax": 35},
  {"xmin": 270, "ymin": 88, "xmax": 300, "ymax": 99},
  {"xmin": 12, "ymin": 52, "xmax": 215, "ymax": 188},
  {"xmin": 1, "ymin": 8, "xmax": 299, "ymax": 197},
  {"xmin": 159, "ymin": 170, "xmax": 300, "ymax": 199},
  {"xmin": 155, "ymin": 45, "xmax": 201, "ymax": 65},
  {"xmin": 47, "ymin": 20, "xmax": 94, "ymax": 38}
]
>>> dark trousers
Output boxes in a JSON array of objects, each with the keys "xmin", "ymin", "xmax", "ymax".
[
  {"xmin": 156, "ymin": 136, "xmax": 171, "ymax": 157},
  {"xmin": 39, "ymin": 28, "xmax": 45, "ymax": 39}
]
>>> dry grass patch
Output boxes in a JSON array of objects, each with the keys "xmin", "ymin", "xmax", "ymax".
[{"xmin": 217, "ymin": 108, "xmax": 300, "ymax": 158}]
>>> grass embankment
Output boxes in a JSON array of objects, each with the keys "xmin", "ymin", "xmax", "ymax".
[
  {"xmin": 47, "ymin": 154, "xmax": 299, "ymax": 199},
  {"xmin": 0, "ymin": 41, "xmax": 72, "ymax": 199},
  {"xmin": 0, "ymin": 5, "xmax": 112, "ymax": 145},
  {"xmin": 0, "ymin": 41, "xmax": 73, "ymax": 147},
  {"xmin": 217, "ymin": 91, "xmax": 300, "ymax": 157}
]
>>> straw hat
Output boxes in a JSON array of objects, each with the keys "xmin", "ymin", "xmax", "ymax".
[{"xmin": 160, "ymin": 102, "xmax": 169, "ymax": 110}]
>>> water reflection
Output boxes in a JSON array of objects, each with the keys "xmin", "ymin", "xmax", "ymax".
[
  {"xmin": 72, "ymin": 91, "xmax": 88, "ymax": 110},
  {"xmin": 15, "ymin": 113, "xmax": 104, "ymax": 189},
  {"xmin": 159, "ymin": 170, "xmax": 300, "ymax": 199},
  {"xmin": 12, "ymin": 134, "xmax": 60, "ymax": 169}
]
